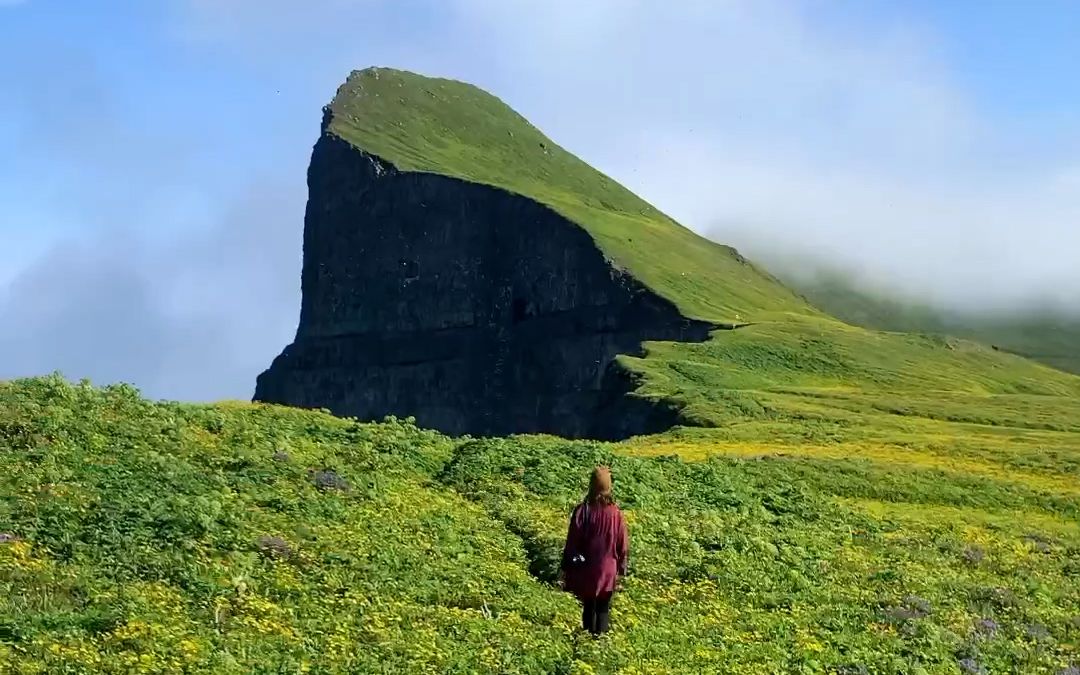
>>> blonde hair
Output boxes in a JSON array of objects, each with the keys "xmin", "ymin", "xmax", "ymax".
[{"xmin": 586, "ymin": 465, "xmax": 614, "ymax": 506}]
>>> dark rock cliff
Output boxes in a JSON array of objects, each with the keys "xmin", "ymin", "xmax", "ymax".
[{"xmin": 254, "ymin": 118, "xmax": 715, "ymax": 439}]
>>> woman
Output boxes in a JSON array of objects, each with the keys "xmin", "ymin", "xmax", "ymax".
[{"xmin": 560, "ymin": 465, "xmax": 629, "ymax": 636}]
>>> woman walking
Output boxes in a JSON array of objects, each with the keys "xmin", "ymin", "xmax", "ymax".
[{"xmin": 561, "ymin": 465, "xmax": 629, "ymax": 636}]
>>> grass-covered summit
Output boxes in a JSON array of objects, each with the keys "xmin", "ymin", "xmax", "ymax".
[{"xmin": 326, "ymin": 67, "xmax": 811, "ymax": 323}]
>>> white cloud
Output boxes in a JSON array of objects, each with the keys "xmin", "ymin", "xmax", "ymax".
[
  {"xmin": 609, "ymin": 126, "xmax": 1080, "ymax": 309},
  {"xmin": 437, "ymin": 0, "xmax": 1080, "ymax": 310}
]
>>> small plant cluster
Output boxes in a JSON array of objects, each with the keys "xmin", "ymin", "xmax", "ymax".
[{"xmin": 2, "ymin": 375, "xmax": 1079, "ymax": 673}]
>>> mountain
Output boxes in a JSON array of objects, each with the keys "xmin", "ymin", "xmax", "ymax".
[
  {"xmin": 253, "ymin": 67, "xmax": 808, "ymax": 439},
  {"xmin": 319, "ymin": 67, "xmax": 810, "ymax": 323},
  {"xmin": 255, "ymin": 67, "xmax": 1080, "ymax": 441}
]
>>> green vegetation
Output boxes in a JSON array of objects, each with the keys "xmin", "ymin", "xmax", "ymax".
[
  {"xmin": 3, "ymin": 376, "xmax": 1079, "ymax": 673},
  {"xmin": 0, "ymin": 377, "xmax": 573, "ymax": 674},
  {"xmin": 626, "ymin": 314, "xmax": 1080, "ymax": 433},
  {"xmin": 783, "ymin": 268, "xmax": 1080, "ymax": 375}
]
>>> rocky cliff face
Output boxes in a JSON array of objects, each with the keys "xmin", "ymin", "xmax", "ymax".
[{"xmin": 255, "ymin": 114, "xmax": 714, "ymax": 439}]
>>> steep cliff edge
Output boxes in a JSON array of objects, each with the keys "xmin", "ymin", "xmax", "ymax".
[
  {"xmin": 255, "ymin": 128, "xmax": 714, "ymax": 438},
  {"xmin": 305, "ymin": 67, "xmax": 812, "ymax": 324},
  {"xmin": 253, "ymin": 67, "xmax": 800, "ymax": 438}
]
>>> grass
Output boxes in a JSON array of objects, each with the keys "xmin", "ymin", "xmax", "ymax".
[
  {"xmin": 0, "ymin": 377, "xmax": 575, "ymax": 674},
  {"xmin": 620, "ymin": 314, "xmax": 1080, "ymax": 457},
  {"xmin": 2, "ymin": 376, "xmax": 1079, "ymax": 673}
]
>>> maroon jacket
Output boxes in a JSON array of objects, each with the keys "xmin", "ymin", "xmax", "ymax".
[{"xmin": 561, "ymin": 502, "xmax": 629, "ymax": 599}]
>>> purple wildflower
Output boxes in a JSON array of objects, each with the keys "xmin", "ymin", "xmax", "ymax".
[
  {"xmin": 958, "ymin": 658, "xmax": 986, "ymax": 675},
  {"xmin": 312, "ymin": 469, "xmax": 350, "ymax": 492},
  {"xmin": 1024, "ymin": 623, "xmax": 1051, "ymax": 641},
  {"xmin": 962, "ymin": 545, "xmax": 985, "ymax": 564},
  {"xmin": 974, "ymin": 618, "xmax": 999, "ymax": 637}
]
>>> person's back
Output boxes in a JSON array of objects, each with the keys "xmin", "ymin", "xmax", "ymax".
[{"xmin": 561, "ymin": 466, "xmax": 629, "ymax": 636}]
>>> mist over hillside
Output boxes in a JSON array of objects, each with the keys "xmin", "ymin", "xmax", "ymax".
[{"xmin": 722, "ymin": 236, "xmax": 1080, "ymax": 374}]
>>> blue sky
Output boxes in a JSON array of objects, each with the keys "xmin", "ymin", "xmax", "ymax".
[{"xmin": 1, "ymin": 0, "xmax": 1079, "ymax": 400}]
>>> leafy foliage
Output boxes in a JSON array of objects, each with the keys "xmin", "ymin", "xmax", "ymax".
[
  {"xmin": 0, "ymin": 376, "xmax": 572, "ymax": 673},
  {"xmin": 445, "ymin": 436, "xmax": 1080, "ymax": 672},
  {"xmin": 3, "ymin": 376, "xmax": 1079, "ymax": 673}
]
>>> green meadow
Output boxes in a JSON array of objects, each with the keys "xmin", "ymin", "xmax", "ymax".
[{"xmin": 2, "ymin": 374, "xmax": 1077, "ymax": 674}]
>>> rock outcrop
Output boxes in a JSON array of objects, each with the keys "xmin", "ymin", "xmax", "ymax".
[{"xmin": 254, "ymin": 76, "xmax": 717, "ymax": 439}]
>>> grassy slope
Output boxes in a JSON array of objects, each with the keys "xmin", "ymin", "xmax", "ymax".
[
  {"xmin": 0, "ymin": 377, "xmax": 575, "ymax": 674},
  {"xmin": 783, "ymin": 270, "xmax": 1080, "ymax": 375},
  {"xmin": 627, "ymin": 315, "xmax": 1080, "ymax": 432},
  {"xmin": 326, "ymin": 67, "xmax": 811, "ymax": 323},
  {"xmin": 325, "ymin": 67, "xmax": 1080, "ymax": 438},
  {"xmin": 3, "ymin": 377, "xmax": 1079, "ymax": 673}
]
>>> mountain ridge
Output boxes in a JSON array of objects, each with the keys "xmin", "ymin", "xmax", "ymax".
[{"xmin": 323, "ymin": 66, "xmax": 813, "ymax": 324}]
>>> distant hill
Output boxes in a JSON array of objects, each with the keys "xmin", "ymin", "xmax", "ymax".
[{"xmin": 783, "ymin": 268, "xmax": 1080, "ymax": 375}]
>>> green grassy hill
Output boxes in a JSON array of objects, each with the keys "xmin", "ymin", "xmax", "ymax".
[
  {"xmin": 2, "ymin": 377, "xmax": 1078, "ymax": 673},
  {"xmin": 781, "ymin": 269, "xmax": 1080, "ymax": 375},
  {"xmin": 326, "ymin": 68, "xmax": 1080, "ymax": 438}
]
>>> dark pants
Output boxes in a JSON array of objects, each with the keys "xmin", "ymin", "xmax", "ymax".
[{"xmin": 581, "ymin": 593, "xmax": 612, "ymax": 635}]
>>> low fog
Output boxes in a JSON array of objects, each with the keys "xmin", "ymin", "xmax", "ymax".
[{"xmin": 1, "ymin": 1, "xmax": 1077, "ymax": 401}]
